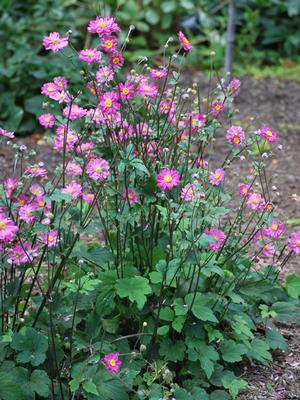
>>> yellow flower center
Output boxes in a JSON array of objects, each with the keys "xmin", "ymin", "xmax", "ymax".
[
  {"xmin": 52, "ymin": 38, "xmax": 60, "ymax": 44},
  {"xmin": 44, "ymin": 117, "xmax": 50, "ymax": 122},
  {"xmin": 266, "ymin": 130, "xmax": 273, "ymax": 137},
  {"xmin": 47, "ymin": 87, "xmax": 54, "ymax": 92},
  {"xmin": 87, "ymin": 50, "xmax": 95, "ymax": 57},
  {"xmin": 122, "ymin": 88, "xmax": 129, "ymax": 95},
  {"xmin": 112, "ymin": 57, "xmax": 120, "ymax": 64},
  {"xmin": 109, "ymin": 359, "xmax": 116, "ymax": 366},
  {"xmin": 164, "ymin": 174, "xmax": 173, "ymax": 183},
  {"xmin": 215, "ymin": 104, "xmax": 221, "ymax": 111},
  {"xmin": 105, "ymin": 99, "xmax": 113, "ymax": 107},
  {"xmin": 57, "ymin": 82, "xmax": 64, "ymax": 87},
  {"xmin": 128, "ymin": 193, "xmax": 134, "ymax": 199},
  {"xmin": 98, "ymin": 21, "xmax": 107, "ymax": 28},
  {"xmin": 242, "ymin": 188, "xmax": 248, "ymax": 194},
  {"xmin": 95, "ymin": 166, "xmax": 103, "ymax": 173},
  {"xmin": 38, "ymin": 201, "xmax": 45, "ymax": 207},
  {"xmin": 48, "ymin": 235, "xmax": 54, "ymax": 242},
  {"xmin": 183, "ymin": 37, "xmax": 189, "ymax": 44},
  {"xmin": 0, "ymin": 221, "xmax": 7, "ymax": 230},
  {"xmin": 271, "ymin": 224, "xmax": 278, "ymax": 231},
  {"xmin": 296, "ymin": 240, "xmax": 300, "ymax": 247},
  {"xmin": 105, "ymin": 40, "xmax": 113, "ymax": 48},
  {"xmin": 214, "ymin": 172, "xmax": 221, "ymax": 180},
  {"xmin": 233, "ymin": 137, "xmax": 240, "ymax": 143}
]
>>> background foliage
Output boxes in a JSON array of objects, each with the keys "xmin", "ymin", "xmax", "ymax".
[{"xmin": 1, "ymin": 0, "xmax": 300, "ymax": 133}]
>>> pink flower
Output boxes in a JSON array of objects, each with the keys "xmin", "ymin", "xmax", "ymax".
[
  {"xmin": 196, "ymin": 159, "xmax": 208, "ymax": 169},
  {"xmin": 88, "ymin": 16, "xmax": 121, "ymax": 37},
  {"xmin": 96, "ymin": 66, "xmax": 114, "ymax": 83},
  {"xmin": 181, "ymin": 184, "xmax": 201, "ymax": 201},
  {"xmin": 264, "ymin": 220, "xmax": 285, "ymax": 238},
  {"xmin": 103, "ymin": 352, "xmax": 122, "ymax": 373},
  {"xmin": 189, "ymin": 112, "xmax": 206, "ymax": 132},
  {"xmin": 43, "ymin": 32, "xmax": 68, "ymax": 52},
  {"xmin": 79, "ymin": 48, "xmax": 102, "ymax": 64},
  {"xmin": 205, "ymin": 228, "xmax": 226, "ymax": 251},
  {"xmin": 39, "ymin": 113, "xmax": 55, "ymax": 128},
  {"xmin": 253, "ymin": 230, "xmax": 265, "ymax": 245},
  {"xmin": 100, "ymin": 91, "xmax": 120, "ymax": 114},
  {"xmin": 66, "ymin": 162, "xmax": 82, "ymax": 176},
  {"xmin": 61, "ymin": 182, "xmax": 82, "ymax": 199},
  {"xmin": 209, "ymin": 168, "xmax": 225, "ymax": 186},
  {"xmin": 19, "ymin": 204, "xmax": 37, "ymax": 224},
  {"xmin": 54, "ymin": 76, "xmax": 68, "ymax": 90},
  {"xmin": 4, "ymin": 177, "xmax": 18, "ymax": 198},
  {"xmin": 41, "ymin": 82, "xmax": 59, "ymax": 99},
  {"xmin": 122, "ymin": 188, "xmax": 139, "ymax": 204},
  {"xmin": 137, "ymin": 81, "xmax": 158, "ymax": 99},
  {"xmin": 76, "ymin": 142, "xmax": 94, "ymax": 154},
  {"xmin": 150, "ymin": 68, "xmax": 167, "ymax": 79},
  {"xmin": 246, "ymin": 193, "xmax": 263, "ymax": 210},
  {"xmin": 226, "ymin": 126, "xmax": 245, "ymax": 147},
  {"xmin": 8, "ymin": 241, "xmax": 40, "ymax": 266},
  {"xmin": 157, "ymin": 169, "xmax": 180, "ymax": 191},
  {"xmin": 288, "ymin": 231, "xmax": 300, "ymax": 255},
  {"xmin": 24, "ymin": 165, "xmax": 47, "ymax": 178},
  {"xmin": 29, "ymin": 184, "xmax": 44, "ymax": 197},
  {"xmin": 178, "ymin": 31, "xmax": 193, "ymax": 52},
  {"xmin": 262, "ymin": 243, "xmax": 276, "ymax": 258},
  {"xmin": 53, "ymin": 129, "xmax": 78, "ymax": 152},
  {"xmin": 259, "ymin": 127, "xmax": 278, "ymax": 142},
  {"xmin": 0, "ymin": 213, "xmax": 18, "ymax": 243},
  {"xmin": 101, "ymin": 35, "xmax": 119, "ymax": 53},
  {"xmin": 82, "ymin": 193, "xmax": 95, "ymax": 204},
  {"xmin": 63, "ymin": 105, "xmax": 87, "ymax": 120},
  {"xmin": 239, "ymin": 183, "xmax": 250, "ymax": 197},
  {"xmin": 211, "ymin": 100, "xmax": 224, "ymax": 117},
  {"xmin": 86, "ymin": 158, "xmax": 110, "ymax": 181},
  {"xmin": 41, "ymin": 230, "xmax": 59, "ymax": 248},
  {"xmin": 136, "ymin": 123, "xmax": 151, "ymax": 136},
  {"xmin": 118, "ymin": 82, "xmax": 135, "ymax": 101},
  {"xmin": 227, "ymin": 79, "xmax": 241, "ymax": 97},
  {"xmin": 109, "ymin": 52, "xmax": 124, "ymax": 69},
  {"xmin": 0, "ymin": 128, "xmax": 15, "ymax": 138},
  {"xmin": 160, "ymin": 100, "xmax": 175, "ymax": 115}
]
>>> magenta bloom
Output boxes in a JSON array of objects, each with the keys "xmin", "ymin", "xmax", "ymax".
[
  {"xmin": 41, "ymin": 82, "xmax": 59, "ymax": 99},
  {"xmin": 189, "ymin": 112, "xmax": 206, "ymax": 132},
  {"xmin": 178, "ymin": 31, "xmax": 193, "ymax": 52},
  {"xmin": 259, "ymin": 127, "xmax": 278, "ymax": 142},
  {"xmin": 63, "ymin": 105, "xmax": 87, "ymax": 120},
  {"xmin": 253, "ymin": 231, "xmax": 265, "ymax": 245},
  {"xmin": 137, "ymin": 81, "xmax": 158, "ymax": 99},
  {"xmin": 103, "ymin": 352, "xmax": 122, "ymax": 373},
  {"xmin": 4, "ymin": 177, "xmax": 18, "ymax": 198},
  {"xmin": 109, "ymin": 52, "xmax": 124, "ymax": 69},
  {"xmin": 30, "ymin": 184, "xmax": 44, "ymax": 197},
  {"xmin": 79, "ymin": 48, "xmax": 102, "ymax": 64},
  {"xmin": 43, "ymin": 32, "xmax": 68, "ymax": 52},
  {"xmin": 96, "ymin": 66, "xmax": 114, "ymax": 83},
  {"xmin": 150, "ymin": 68, "xmax": 167, "ymax": 79},
  {"xmin": 239, "ymin": 183, "xmax": 250, "ymax": 197},
  {"xmin": 209, "ymin": 168, "xmax": 225, "ymax": 186},
  {"xmin": 41, "ymin": 230, "xmax": 59, "ymax": 248},
  {"xmin": 24, "ymin": 165, "xmax": 48, "ymax": 178},
  {"xmin": 88, "ymin": 16, "xmax": 121, "ymax": 37},
  {"xmin": 101, "ymin": 35, "xmax": 119, "ymax": 53},
  {"xmin": 8, "ymin": 241, "xmax": 40, "ymax": 266},
  {"xmin": 211, "ymin": 100, "xmax": 224, "ymax": 117},
  {"xmin": 118, "ymin": 82, "xmax": 135, "ymax": 101},
  {"xmin": 86, "ymin": 158, "xmax": 110, "ymax": 181},
  {"xmin": 54, "ymin": 76, "xmax": 68, "ymax": 90},
  {"xmin": 39, "ymin": 113, "xmax": 55, "ymax": 128},
  {"xmin": 61, "ymin": 182, "xmax": 82, "ymax": 199},
  {"xmin": 262, "ymin": 243, "xmax": 276, "ymax": 258},
  {"xmin": 206, "ymin": 228, "xmax": 226, "ymax": 251},
  {"xmin": 82, "ymin": 193, "xmax": 95, "ymax": 204},
  {"xmin": 100, "ymin": 91, "xmax": 120, "ymax": 114},
  {"xmin": 53, "ymin": 130, "xmax": 78, "ymax": 152},
  {"xmin": 19, "ymin": 204, "xmax": 37, "ymax": 224},
  {"xmin": 0, "ymin": 128, "xmax": 15, "ymax": 138},
  {"xmin": 122, "ymin": 188, "xmax": 140, "ymax": 204},
  {"xmin": 227, "ymin": 79, "xmax": 241, "ymax": 97},
  {"xmin": 160, "ymin": 100, "xmax": 175, "ymax": 115},
  {"xmin": 226, "ymin": 126, "xmax": 245, "ymax": 147},
  {"xmin": 246, "ymin": 193, "xmax": 263, "ymax": 211},
  {"xmin": 288, "ymin": 231, "xmax": 300, "ymax": 255},
  {"xmin": 66, "ymin": 162, "xmax": 82, "ymax": 176},
  {"xmin": 157, "ymin": 169, "xmax": 180, "ymax": 191},
  {"xmin": 264, "ymin": 220, "xmax": 285, "ymax": 238},
  {"xmin": 0, "ymin": 214, "xmax": 18, "ymax": 243}
]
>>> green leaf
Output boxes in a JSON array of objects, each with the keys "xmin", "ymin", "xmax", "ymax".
[
  {"xmin": 11, "ymin": 328, "xmax": 48, "ymax": 366},
  {"xmin": 159, "ymin": 338, "xmax": 186, "ymax": 362},
  {"xmin": 186, "ymin": 338, "xmax": 219, "ymax": 378},
  {"xmin": 30, "ymin": 369, "xmax": 51, "ymax": 397},
  {"xmin": 0, "ymin": 371, "xmax": 22, "ymax": 400},
  {"xmin": 172, "ymin": 315, "xmax": 186, "ymax": 332},
  {"xmin": 145, "ymin": 9, "xmax": 159, "ymax": 24},
  {"xmin": 272, "ymin": 301, "xmax": 300, "ymax": 324},
  {"xmin": 185, "ymin": 293, "xmax": 218, "ymax": 323},
  {"xmin": 115, "ymin": 276, "xmax": 151, "ymax": 309},
  {"xmin": 210, "ymin": 390, "xmax": 231, "ymax": 400},
  {"xmin": 220, "ymin": 340, "xmax": 248, "ymax": 363},
  {"xmin": 247, "ymin": 338, "xmax": 272, "ymax": 365},
  {"xmin": 83, "ymin": 381, "xmax": 99, "ymax": 396},
  {"xmin": 265, "ymin": 321, "xmax": 288, "ymax": 352},
  {"xmin": 222, "ymin": 373, "xmax": 248, "ymax": 398},
  {"xmin": 157, "ymin": 325, "xmax": 169, "ymax": 336},
  {"xmin": 94, "ymin": 370, "xmax": 129, "ymax": 400},
  {"xmin": 286, "ymin": 274, "xmax": 300, "ymax": 298},
  {"xmin": 159, "ymin": 307, "xmax": 174, "ymax": 321}
]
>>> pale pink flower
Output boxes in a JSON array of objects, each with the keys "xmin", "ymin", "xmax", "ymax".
[
  {"xmin": 39, "ymin": 113, "xmax": 55, "ymax": 128},
  {"xmin": 61, "ymin": 182, "xmax": 82, "ymax": 199},
  {"xmin": 226, "ymin": 126, "xmax": 246, "ymax": 147},
  {"xmin": 43, "ymin": 32, "xmax": 68, "ymax": 52},
  {"xmin": 137, "ymin": 81, "xmax": 158, "ymax": 98},
  {"xmin": 150, "ymin": 68, "xmax": 167, "ymax": 79},
  {"xmin": 54, "ymin": 76, "xmax": 68, "ymax": 90},
  {"xmin": 205, "ymin": 228, "xmax": 226, "ymax": 251},
  {"xmin": 0, "ymin": 128, "xmax": 15, "ymax": 138},
  {"xmin": 8, "ymin": 241, "xmax": 40, "ymax": 266},
  {"xmin": 246, "ymin": 193, "xmax": 263, "ymax": 211},
  {"xmin": 264, "ymin": 220, "xmax": 285, "ymax": 238},
  {"xmin": 79, "ymin": 48, "xmax": 102, "ymax": 64},
  {"xmin": 86, "ymin": 158, "xmax": 110, "ymax": 181},
  {"xmin": 63, "ymin": 105, "xmax": 87, "ymax": 120},
  {"xmin": 0, "ymin": 213, "xmax": 18, "ymax": 243},
  {"xmin": 88, "ymin": 16, "xmax": 121, "ymax": 37},
  {"xmin": 262, "ymin": 243, "xmax": 276, "ymax": 258},
  {"xmin": 259, "ymin": 127, "xmax": 278, "ymax": 142},
  {"xmin": 19, "ymin": 204, "xmax": 37, "ymax": 224},
  {"xmin": 288, "ymin": 231, "xmax": 300, "ymax": 255},
  {"xmin": 4, "ymin": 178, "xmax": 18, "ymax": 198},
  {"xmin": 227, "ymin": 79, "xmax": 241, "ymax": 97},
  {"xmin": 82, "ymin": 193, "xmax": 95, "ymax": 204},
  {"xmin": 66, "ymin": 162, "xmax": 82, "ymax": 176},
  {"xmin": 239, "ymin": 183, "xmax": 250, "ymax": 197},
  {"xmin": 209, "ymin": 168, "xmax": 225, "ymax": 186},
  {"xmin": 96, "ymin": 66, "xmax": 114, "ymax": 83}
]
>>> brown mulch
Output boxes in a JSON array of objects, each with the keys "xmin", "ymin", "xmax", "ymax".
[{"xmin": 1, "ymin": 75, "xmax": 300, "ymax": 399}]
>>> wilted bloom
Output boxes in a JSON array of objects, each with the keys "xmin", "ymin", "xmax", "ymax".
[
  {"xmin": 41, "ymin": 230, "xmax": 59, "ymax": 248},
  {"xmin": 61, "ymin": 182, "xmax": 82, "ymax": 199},
  {"xmin": 288, "ymin": 231, "xmax": 300, "ymax": 255},
  {"xmin": 206, "ymin": 228, "xmax": 226, "ymax": 251},
  {"xmin": 211, "ymin": 100, "xmax": 224, "ymax": 117},
  {"xmin": 196, "ymin": 159, "xmax": 208, "ymax": 169},
  {"xmin": 101, "ymin": 35, "xmax": 118, "ymax": 53},
  {"xmin": 79, "ymin": 48, "xmax": 102, "ymax": 64},
  {"xmin": 0, "ymin": 213, "xmax": 18, "ymax": 243},
  {"xmin": 86, "ymin": 158, "xmax": 110, "ymax": 180},
  {"xmin": 118, "ymin": 82, "xmax": 135, "ymax": 101},
  {"xmin": 181, "ymin": 184, "xmax": 200, "ymax": 201},
  {"xmin": 239, "ymin": 183, "xmax": 250, "ymax": 197},
  {"xmin": 210, "ymin": 168, "xmax": 225, "ymax": 186},
  {"xmin": 43, "ymin": 32, "xmax": 68, "ymax": 52},
  {"xmin": 226, "ymin": 126, "xmax": 246, "ymax": 147},
  {"xmin": 88, "ymin": 16, "xmax": 121, "ymax": 37},
  {"xmin": 39, "ymin": 113, "xmax": 55, "ymax": 128},
  {"xmin": 122, "ymin": 188, "xmax": 139, "ymax": 204},
  {"xmin": 96, "ymin": 66, "xmax": 114, "ymax": 83},
  {"xmin": 103, "ymin": 352, "xmax": 122, "ymax": 373},
  {"xmin": 8, "ymin": 241, "xmax": 40, "ymax": 266},
  {"xmin": 227, "ymin": 79, "xmax": 241, "ymax": 97},
  {"xmin": 259, "ymin": 127, "xmax": 278, "ymax": 142},
  {"xmin": 137, "ymin": 81, "xmax": 158, "ymax": 99},
  {"xmin": 264, "ymin": 220, "xmax": 285, "ymax": 238},
  {"xmin": 63, "ymin": 105, "xmax": 87, "ymax": 120},
  {"xmin": 157, "ymin": 169, "xmax": 180, "ymax": 191},
  {"xmin": 262, "ymin": 243, "xmax": 276, "ymax": 258},
  {"xmin": 150, "ymin": 68, "xmax": 167, "ymax": 79},
  {"xmin": 0, "ymin": 128, "xmax": 15, "ymax": 138},
  {"xmin": 178, "ymin": 31, "xmax": 193, "ymax": 52},
  {"xmin": 246, "ymin": 193, "xmax": 263, "ymax": 210},
  {"xmin": 109, "ymin": 52, "xmax": 124, "ymax": 69}
]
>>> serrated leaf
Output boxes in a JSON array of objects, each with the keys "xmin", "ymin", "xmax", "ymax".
[
  {"xmin": 0, "ymin": 371, "xmax": 22, "ymax": 400},
  {"xmin": 83, "ymin": 380, "xmax": 99, "ymax": 395},
  {"xmin": 115, "ymin": 276, "xmax": 151, "ymax": 309},
  {"xmin": 286, "ymin": 274, "xmax": 300, "ymax": 298},
  {"xmin": 186, "ymin": 338, "xmax": 219, "ymax": 378},
  {"xmin": 11, "ymin": 328, "xmax": 48, "ymax": 366},
  {"xmin": 172, "ymin": 315, "xmax": 186, "ymax": 332},
  {"xmin": 220, "ymin": 340, "xmax": 248, "ymax": 363},
  {"xmin": 222, "ymin": 372, "xmax": 248, "ymax": 398},
  {"xmin": 265, "ymin": 321, "xmax": 288, "ymax": 352},
  {"xmin": 159, "ymin": 338, "xmax": 186, "ymax": 362},
  {"xmin": 185, "ymin": 293, "xmax": 218, "ymax": 323},
  {"xmin": 247, "ymin": 338, "xmax": 272, "ymax": 365}
]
